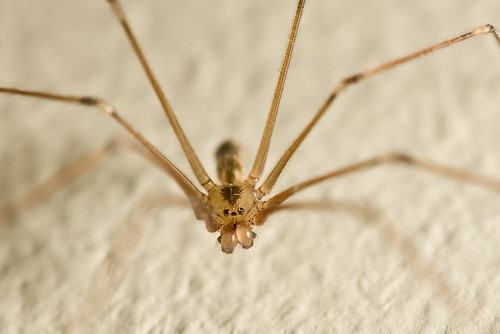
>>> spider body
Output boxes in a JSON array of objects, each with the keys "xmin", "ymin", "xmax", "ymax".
[
  {"xmin": 0, "ymin": 0, "xmax": 500, "ymax": 331},
  {"xmin": 201, "ymin": 141, "xmax": 259, "ymax": 252}
]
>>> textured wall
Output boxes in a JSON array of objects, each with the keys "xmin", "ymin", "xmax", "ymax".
[{"xmin": 1, "ymin": 0, "xmax": 500, "ymax": 332}]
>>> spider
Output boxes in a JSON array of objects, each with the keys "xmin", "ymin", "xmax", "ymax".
[
  {"xmin": 1, "ymin": 0, "xmax": 499, "ymax": 257},
  {"xmin": 0, "ymin": 1, "xmax": 498, "ymax": 332}
]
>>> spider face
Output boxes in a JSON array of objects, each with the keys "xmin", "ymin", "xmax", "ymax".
[{"xmin": 207, "ymin": 182, "xmax": 259, "ymax": 253}]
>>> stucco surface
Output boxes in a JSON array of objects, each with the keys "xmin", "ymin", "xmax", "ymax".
[{"xmin": 1, "ymin": 0, "xmax": 500, "ymax": 333}]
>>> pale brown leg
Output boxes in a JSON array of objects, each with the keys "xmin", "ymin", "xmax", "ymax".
[
  {"xmin": 258, "ymin": 199, "xmax": 483, "ymax": 329},
  {"xmin": 0, "ymin": 87, "xmax": 209, "ymax": 220},
  {"xmin": 0, "ymin": 136, "xmax": 169, "ymax": 227},
  {"xmin": 263, "ymin": 152, "xmax": 500, "ymax": 211},
  {"xmin": 1, "ymin": 137, "xmax": 122, "ymax": 227},
  {"xmin": 257, "ymin": 24, "xmax": 500, "ymax": 197},
  {"xmin": 65, "ymin": 193, "xmax": 190, "ymax": 332},
  {"xmin": 106, "ymin": 0, "xmax": 215, "ymax": 191},
  {"xmin": 246, "ymin": 0, "xmax": 306, "ymax": 185}
]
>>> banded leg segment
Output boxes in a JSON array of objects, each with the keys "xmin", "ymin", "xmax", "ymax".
[
  {"xmin": 1, "ymin": 138, "xmax": 121, "ymax": 226},
  {"xmin": 0, "ymin": 87, "xmax": 209, "ymax": 220},
  {"xmin": 258, "ymin": 198, "xmax": 481, "ymax": 326},
  {"xmin": 0, "ymin": 137, "xmax": 168, "ymax": 227},
  {"xmin": 68, "ymin": 192, "xmax": 189, "ymax": 331},
  {"xmin": 261, "ymin": 152, "xmax": 500, "ymax": 213},
  {"xmin": 246, "ymin": 0, "xmax": 307, "ymax": 185},
  {"xmin": 257, "ymin": 24, "xmax": 500, "ymax": 198},
  {"xmin": 106, "ymin": 0, "xmax": 214, "ymax": 191}
]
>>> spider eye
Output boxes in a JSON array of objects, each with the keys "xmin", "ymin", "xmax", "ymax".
[
  {"xmin": 223, "ymin": 209, "xmax": 230, "ymax": 217},
  {"xmin": 238, "ymin": 207, "xmax": 244, "ymax": 215}
]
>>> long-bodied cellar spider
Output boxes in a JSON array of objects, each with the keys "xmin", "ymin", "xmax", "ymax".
[{"xmin": 0, "ymin": 0, "xmax": 500, "ymax": 330}]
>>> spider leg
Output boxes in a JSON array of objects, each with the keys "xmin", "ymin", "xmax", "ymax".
[
  {"xmin": 0, "ymin": 135, "xmax": 179, "ymax": 227},
  {"xmin": 106, "ymin": 0, "xmax": 215, "ymax": 191},
  {"xmin": 66, "ymin": 192, "xmax": 189, "ymax": 331},
  {"xmin": 263, "ymin": 151, "xmax": 500, "ymax": 210},
  {"xmin": 2, "ymin": 137, "xmax": 118, "ymax": 226},
  {"xmin": 258, "ymin": 24, "xmax": 500, "ymax": 197},
  {"xmin": 246, "ymin": 0, "xmax": 306, "ymax": 185},
  {"xmin": 257, "ymin": 198, "xmax": 483, "ymax": 330},
  {"xmin": 0, "ymin": 88, "xmax": 208, "ymax": 223}
]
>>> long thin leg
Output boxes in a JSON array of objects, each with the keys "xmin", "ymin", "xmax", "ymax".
[
  {"xmin": 66, "ymin": 192, "xmax": 190, "ymax": 332},
  {"xmin": 260, "ymin": 152, "xmax": 500, "ymax": 215},
  {"xmin": 0, "ymin": 88, "xmax": 209, "ymax": 219},
  {"xmin": 1, "ymin": 138, "xmax": 120, "ymax": 227},
  {"xmin": 0, "ymin": 136, "xmax": 166, "ymax": 227},
  {"xmin": 257, "ymin": 24, "xmax": 500, "ymax": 197},
  {"xmin": 106, "ymin": 0, "xmax": 215, "ymax": 191},
  {"xmin": 260, "ymin": 199, "xmax": 482, "ymax": 328},
  {"xmin": 246, "ymin": 0, "xmax": 306, "ymax": 185}
]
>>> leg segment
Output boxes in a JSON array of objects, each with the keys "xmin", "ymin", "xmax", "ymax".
[
  {"xmin": 263, "ymin": 152, "xmax": 500, "ymax": 211},
  {"xmin": 246, "ymin": 0, "xmax": 307, "ymax": 185},
  {"xmin": 258, "ymin": 24, "xmax": 500, "ymax": 197},
  {"xmin": 66, "ymin": 192, "xmax": 189, "ymax": 331},
  {"xmin": 258, "ymin": 198, "xmax": 481, "ymax": 327},
  {"xmin": 0, "ymin": 136, "xmax": 179, "ymax": 227},
  {"xmin": 0, "ymin": 88, "xmax": 209, "ymax": 220},
  {"xmin": 106, "ymin": 0, "xmax": 214, "ymax": 191}
]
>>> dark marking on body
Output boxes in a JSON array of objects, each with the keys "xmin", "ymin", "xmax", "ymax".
[{"xmin": 221, "ymin": 186, "xmax": 242, "ymax": 205}]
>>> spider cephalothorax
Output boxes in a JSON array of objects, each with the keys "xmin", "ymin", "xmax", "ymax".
[
  {"xmin": 207, "ymin": 182, "xmax": 259, "ymax": 253},
  {"xmin": 1, "ymin": 0, "xmax": 498, "ymax": 256},
  {"xmin": 202, "ymin": 141, "xmax": 263, "ymax": 253}
]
